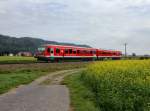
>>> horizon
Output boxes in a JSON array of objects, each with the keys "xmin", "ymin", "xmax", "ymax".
[{"xmin": 0, "ymin": 0, "xmax": 150, "ymax": 55}]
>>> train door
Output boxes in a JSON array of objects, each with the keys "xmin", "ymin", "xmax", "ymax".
[
  {"xmin": 93, "ymin": 50, "xmax": 97, "ymax": 57},
  {"xmin": 60, "ymin": 49, "xmax": 64, "ymax": 56},
  {"xmin": 50, "ymin": 48, "xmax": 54, "ymax": 56}
]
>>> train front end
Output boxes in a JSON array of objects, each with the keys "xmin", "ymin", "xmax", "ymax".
[{"xmin": 35, "ymin": 45, "xmax": 54, "ymax": 62}]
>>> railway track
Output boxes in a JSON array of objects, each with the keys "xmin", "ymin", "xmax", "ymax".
[
  {"xmin": 0, "ymin": 61, "xmax": 44, "ymax": 65},
  {"xmin": 0, "ymin": 61, "xmax": 91, "ymax": 65}
]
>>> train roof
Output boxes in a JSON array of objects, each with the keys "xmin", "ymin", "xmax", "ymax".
[
  {"xmin": 42, "ymin": 44, "xmax": 96, "ymax": 50},
  {"xmin": 41, "ymin": 44, "xmax": 122, "ymax": 52}
]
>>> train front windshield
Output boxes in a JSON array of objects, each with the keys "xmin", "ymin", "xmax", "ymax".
[{"xmin": 38, "ymin": 47, "xmax": 45, "ymax": 52}]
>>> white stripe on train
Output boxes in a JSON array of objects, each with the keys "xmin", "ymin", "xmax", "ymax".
[{"xmin": 45, "ymin": 56, "xmax": 121, "ymax": 58}]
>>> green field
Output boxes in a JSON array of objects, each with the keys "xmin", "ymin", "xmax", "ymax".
[
  {"xmin": 65, "ymin": 60, "xmax": 150, "ymax": 111},
  {"xmin": 0, "ymin": 56, "xmax": 36, "ymax": 63},
  {"xmin": 63, "ymin": 73, "xmax": 99, "ymax": 111},
  {"xmin": 0, "ymin": 62, "xmax": 87, "ymax": 94}
]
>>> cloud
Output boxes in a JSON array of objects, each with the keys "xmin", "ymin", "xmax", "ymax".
[{"xmin": 0, "ymin": 0, "xmax": 150, "ymax": 55}]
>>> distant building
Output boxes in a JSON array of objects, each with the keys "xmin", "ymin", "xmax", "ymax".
[
  {"xmin": 9, "ymin": 53, "xmax": 14, "ymax": 56},
  {"xmin": 17, "ymin": 52, "xmax": 32, "ymax": 57}
]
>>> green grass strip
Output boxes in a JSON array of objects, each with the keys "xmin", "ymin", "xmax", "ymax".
[{"xmin": 63, "ymin": 73, "xmax": 99, "ymax": 111}]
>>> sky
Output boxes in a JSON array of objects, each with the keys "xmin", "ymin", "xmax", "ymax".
[{"xmin": 0, "ymin": 0, "xmax": 150, "ymax": 55}]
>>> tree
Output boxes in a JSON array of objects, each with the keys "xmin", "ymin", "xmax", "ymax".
[{"xmin": 132, "ymin": 53, "xmax": 136, "ymax": 57}]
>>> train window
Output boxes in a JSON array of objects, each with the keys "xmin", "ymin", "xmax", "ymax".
[
  {"xmin": 83, "ymin": 50, "xmax": 85, "ymax": 54},
  {"xmin": 87, "ymin": 50, "xmax": 90, "ymax": 54},
  {"xmin": 102, "ymin": 52, "xmax": 106, "ymax": 54},
  {"xmin": 90, "ymin": 51, "xmax": 93, "ymax": 54},
  {"xmin": 56, "ymin": 48, "xmax": 60, "ymax": 54},
  {"xmin": 38, "ymin": 47, "xmax": 45, "ymax": 52},
  {"xmin": 86, "ymin": 50, "xmax": 89, "ymax": 54},
  {"xmin": 80, "ymin": 50, "xmax": 82, "ymax": 54},
  {"xmin": 81, "ymin": 50, "xmax": 86, "ymax": 54},
  {"xmin": 65, "ymin": 49, "xmax": 69, "ymax": 54},
  {"xmin": 73, "ymin": 49, "xmax": 76, "ymax": 54},
  {"xmin": 93, "ymin": 51, "xmax": 96, "ymax": 54},
  {"xmin": 77, "ymin": 50, "xmax": 80, "ymax": 54},
  {"xmin": 84, "ymin": 50, "xmax": 87, "ymax": 54},
  {"xmin": 69, "ymin": 49, "xmax": 72, "ymax": 54},
  {"xmin": 81, "ymin": 50, "xmax": 85, "ymax": 54},
  {"xmin": 47, "ymin": 48, "xmax": 50, "ymax": 53}
]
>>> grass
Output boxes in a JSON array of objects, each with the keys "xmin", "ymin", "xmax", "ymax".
[
  {"xmin": 0, "ymin": 56, "xmax": 36, "ymax": 64},
  {"xmin": 0, "ymin": 62, "xmax": 87, "ymax": 94},
  {"xmin": 0, "ymin": 69, "xmax": 44, "ymax": 94},
  {"xmin": 63, "ymin": 73, "xmax": 99, "ymax": 111},
  {"xmin": 81, "ymin": 60, "xmax": 150, "ymax": 111}
]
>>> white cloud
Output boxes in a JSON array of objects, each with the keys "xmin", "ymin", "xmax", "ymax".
[{"xmin": 0, "ymin": 0, "xmax": 150, "ymax": 55}]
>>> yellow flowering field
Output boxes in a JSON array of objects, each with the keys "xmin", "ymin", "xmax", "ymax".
[{"xmin": 81, "ymin": 60, "xmax": 150, "ymax": 111}]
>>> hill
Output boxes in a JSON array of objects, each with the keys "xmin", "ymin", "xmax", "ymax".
[{"xmin": 0, "ymin": 34, "xmax": 91, "ymax": 55}]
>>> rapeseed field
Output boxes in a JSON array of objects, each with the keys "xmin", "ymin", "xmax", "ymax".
[{"xmin": 82, "ymin": 60, "xmax": 150, "ymax": 111}]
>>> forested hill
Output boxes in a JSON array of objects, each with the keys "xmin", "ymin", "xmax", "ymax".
[{"xmin": 0, "ymin": 34, "xmax": 91, "ymax": 54}]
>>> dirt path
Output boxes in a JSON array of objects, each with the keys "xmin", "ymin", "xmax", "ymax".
[{"xmin": 0, "ymin": 69, "xmax": 83, "ymax": 111}]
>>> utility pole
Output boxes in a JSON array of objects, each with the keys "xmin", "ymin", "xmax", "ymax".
[{"xmin": 124, "ymin": 43, "xmax": 127, "ymax": 57}]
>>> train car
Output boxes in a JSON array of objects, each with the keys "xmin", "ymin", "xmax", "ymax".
[
  {"xmin": 97, "ymin": 49, "xmax": 122, "ymax": 60},
  {"xmin": 35, "ymin": 44, "xmax": 122, "ymax": 62},
  {"xmin": 35, "ymin": 44, "xmax": 97, "ymax": 62}
]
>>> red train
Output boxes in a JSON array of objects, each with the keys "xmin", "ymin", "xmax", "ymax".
[{"xmin": 35, "ymin": 44, "xmax": 122, "ymax": 62}]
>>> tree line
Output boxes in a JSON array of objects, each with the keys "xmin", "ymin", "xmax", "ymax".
[{"xmin": 0, "ymin": 34, "xmax": 90, "ymax": 56}]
